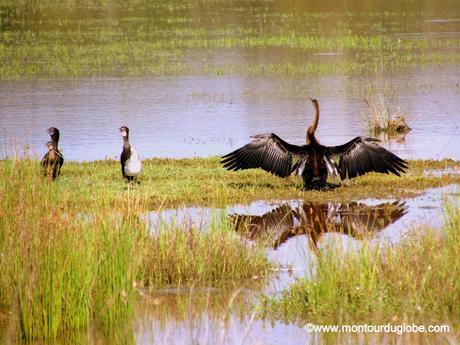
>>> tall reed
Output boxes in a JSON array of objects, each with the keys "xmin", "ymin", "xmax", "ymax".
[
  {"xmin": 140, "ymin": 210, "xmax": 272, "ymax": 287},
  {"xmin": 0, "ymin": 159, "xmax": 147, "ymax": 339},
  {"xmin": 362, "ymin": 82, "xmax": 411, "ymax": 136},
  {"xmin": 0, "ymin": 158, "xmax": 272, "ymax": 340}
]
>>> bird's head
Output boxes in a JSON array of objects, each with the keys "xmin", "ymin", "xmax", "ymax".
[
  {"xmin": 47, "ymin": 127, "xmax": 59, "ymax": 137},
  {"xmin": 119, "ymin": 126, "xmax": 129, "ymax": 138},
  {"xmin": 46, "ymin": 141, "xmax": 56, "ymax": 150},
  {"xmin": 308, "ymin": 98, "xmax": 319, "ymax": 107}
]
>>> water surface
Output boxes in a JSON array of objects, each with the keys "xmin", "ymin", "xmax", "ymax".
[
  {"xmin": 1, "ymin": 69, "xmax": 459, "ymax": 161},
  {"xmin": 138, "ymin": 184, "xmax": 458, "ymax": 345},
  {"xmin": 1, "ymin": 0, "xmax": 460, "ymax": 162}
]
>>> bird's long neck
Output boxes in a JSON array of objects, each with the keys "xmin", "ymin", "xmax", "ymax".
[
  {"xmin": 51, "ymin": 132, "xmax": 60, "ymax": 148},
  {"xmin": 123, "ymin": 134, "xmax": 130, "ymax": 149},
  {"xmin": 306, "ymin": 102, "xmax": 319, "ymax": 144}
]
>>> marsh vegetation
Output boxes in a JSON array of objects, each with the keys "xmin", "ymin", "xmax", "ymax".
[
  {"xmin": 0, "ymin": 1, "xmax": 460, "ymax": 79},
  {"xmin": 362, "ymin": 83, "xmax": 412, "ymax": 137},
  {"xmin": 0, "ymin": 158, "xmax": 271, "ymax": 340},
  {"xmin": 0, "ymin": 156, "xmax": 459, "ymax": 342},
  {"xmin": 260, "ymin": 202, "xmax": 460, "ymax": 324},
  {"xmin": 1, "ymin": 0, "xmax": 460, "ymax": 344}
]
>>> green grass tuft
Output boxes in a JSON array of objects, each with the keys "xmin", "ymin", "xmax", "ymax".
[{"xmin": 141, "ymin": 211, "xmax": 271, "ymax": 287}]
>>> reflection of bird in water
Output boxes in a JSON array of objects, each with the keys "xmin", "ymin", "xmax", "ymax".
[
  {"xmin": 222, "ymin": 99, "xmax": 408, "ymax": 190},
  {"xmin": 230, "ymin": 201, "xmax": 407, "ymax": 252}
]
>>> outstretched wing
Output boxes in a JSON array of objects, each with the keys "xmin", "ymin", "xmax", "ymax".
[
  {"xmin": 221, "ymin": 133, "xmax": 304, "ymax": 178},
  {"xmin": 332, "ymin": 201, "xmax": 408, "ymax": 237},
  {"xmin": 326, "ymin": 137, "xmax": 408, "ymax": 180},
  {"xmin": 230, "ymin": 204, "xmax": 295, "ymax": 246}
]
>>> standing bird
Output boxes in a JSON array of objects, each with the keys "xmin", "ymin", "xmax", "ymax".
[
  {"xmin": 221, "ymin": 99, "xmax": 408, "ymax": 190},
  {"xmin": 119, "ymin": 126, "xmax": 142, "ymax": 182},
  {"xmin": 46, "ymin": 127, "xmax": 64, "ymax": 171},
  {"xmin": 41, "ymin": 141, "xmax": 62, "ymax": 181}
]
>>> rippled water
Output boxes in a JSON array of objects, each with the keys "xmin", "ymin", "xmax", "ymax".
[
  {"xmin": 1, "ymin": 68, "xmax": 459, "ymax": 161},
  {"xmin": 1, "ymin": 0, "xmax": 460, "ymax": 162}
]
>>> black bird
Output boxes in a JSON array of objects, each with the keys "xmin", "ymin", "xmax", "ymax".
[
  {"xmin": 221, "ymin": 99, "xmax": 408, "ymax": 190},
  {"xmin": 119, "ymin": 126, "xmax": 142, "ymax": 182},
  {"xmin": 41, "ymin": 141, "xmax": 62, "ymax": 181},
  {"xmin": 46, "ymin": 127, "xmax": 64, "ymax": 171}
]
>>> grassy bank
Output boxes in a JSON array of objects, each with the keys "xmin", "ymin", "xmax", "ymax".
[
  {"xmin": 0, "ymin": 158, "xmax": 271, "ymax": 340},
  {"xmin": 260, "ymin": 198, "xmax": 460, "ymax": 325},
  {"xmin": 13, "ymin": 157, "xmax": 459, "ymax": 209}
]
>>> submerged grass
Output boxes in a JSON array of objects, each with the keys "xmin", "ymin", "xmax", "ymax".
[
  {"xmin": 0, "ymin": 158, "xmax": 271, "ymax": 340},
  {"xmin": 260, "ymin": 198, "xmax": 460, "ymax": 324},
  {"xmin": 1, "ymin": 1, "xmax": 460, "ymax": 79}
]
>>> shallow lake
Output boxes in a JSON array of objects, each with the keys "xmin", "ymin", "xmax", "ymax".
[
  {"xmin": 1, "ymin": 69, "xmax": 460, "ymax": 161},
  {"xmin": 0, "ymin": 0, "xmax": 459, "ymax": 343},
  {"xmin": 1, "ymin": 0, "xmax": 460, "ymax": 162}
]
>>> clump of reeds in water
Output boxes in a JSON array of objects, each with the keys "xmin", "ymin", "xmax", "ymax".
[
  {"xmin": 362, "ymin": 83, "xmax": 411, "ymax": 138},
  {"xmin": 140, "ymin": 210, "xmax": 272, "ymax": 287}
]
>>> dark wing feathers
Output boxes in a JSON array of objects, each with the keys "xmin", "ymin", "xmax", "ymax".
[
  {"xmin": 58, "ymin": 150, "xmax": 64, "ymax": 169},
  {"xmin": 221, "ymin": 133, "xmax": 303, "ymax": 178},
  {"xmin": 326, "ymin": 137, "xmax": 408, "ymax": 180},
  {"xmin": 41, "ymin": 152, "xmax": 49, "ymax": 169}
]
